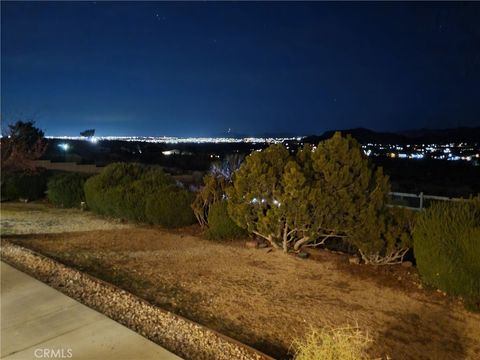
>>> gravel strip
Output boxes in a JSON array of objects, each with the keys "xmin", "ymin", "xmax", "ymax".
[{"xmin": 1, "ymin": 241, "xmax": 274, "ymax": 360}]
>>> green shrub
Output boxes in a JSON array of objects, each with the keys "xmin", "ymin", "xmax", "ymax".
[
  {"xmin": 414, "ymin": 199, "xmax": 480, "ymax": 310},
  {"xmin": 145, "ymin": 188, "xmax": 195, "ymax": 228},
  {"xmin": 47, "ymin": 173, "xmax": 88, "ymax": 208},
  {"xmin": 84, "ymin": 163, "xmax": 175, "ymax": 221},
  {"xmin": 227, "ymin": 133, "xmax": 391, "ymax": 257},
  {"xmin": 206, "ymin": 201, "xmax": 247, "ymax": 240},
  {"xmin": 292, "ymin": 324, "xmax": 373, "ymax": 360},
  {"xmin": 353, "ymin": 207, "xmax": 416, "ymax": 265},
  {"xmin": 1, "ymin": 170, "xmax": 47, "ymax": 201}
]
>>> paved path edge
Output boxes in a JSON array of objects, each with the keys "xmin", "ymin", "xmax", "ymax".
[{"xmin": 1, "ymin": 240, "xmax": 274, "ymax": 360}]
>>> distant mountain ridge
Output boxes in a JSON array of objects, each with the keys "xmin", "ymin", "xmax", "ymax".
[{"xmin": 304, "ymin": 127, "xmax": 480, "ymax": 145}]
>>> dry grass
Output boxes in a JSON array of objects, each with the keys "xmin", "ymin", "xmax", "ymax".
[
  {"xmin": 0, "ymin": 202, "xmax": 131, "ymax": 235},
  {"xmin": 3, "ymin": 202, "xmax": 480, "ymax": 359},
  {"xmin": 291, "ymin": 324, "xmax": 372, "ymax": 360}
]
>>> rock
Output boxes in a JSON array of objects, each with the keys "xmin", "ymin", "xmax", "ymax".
[
  {"xmin": 417, "ymin": 284, "xmax": 423, "ymax": 290},
  {"xmin": 245, "ymin": 240, "xmax": 258, "ymax": 249},
  {"xmin": 348, "ymin": 256, "xmax": 360, "ymax": 265},
  {"xmin": 257, "ymin": 242, "xmax": 268, "ymax": 249},
  {"xmin": 401, "ymin": 261, "xmax": 413, "ymax": 268},
  {"xmin": 297, "ymin": 252, "xmax": 309, "ymax": 259}
]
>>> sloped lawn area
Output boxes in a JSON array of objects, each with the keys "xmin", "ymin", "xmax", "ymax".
[{"xmin": 2, "ymin": 203, "xmax": 480, "ymax": 359}]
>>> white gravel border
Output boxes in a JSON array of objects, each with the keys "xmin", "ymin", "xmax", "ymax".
[{"xmin": 1, "ymin": 241, "xmax": 274, "ymax": 360}]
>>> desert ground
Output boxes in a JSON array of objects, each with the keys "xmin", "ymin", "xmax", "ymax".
[{"xmin": 1, "ymin": 202, "xmax": 479, "ymax": 359}]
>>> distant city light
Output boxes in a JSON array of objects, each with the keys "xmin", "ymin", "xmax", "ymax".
[
  {"xmin": 45, "ymin": 136, "xmax": 479, "ymax": 165},
  {"xmin": 410, "ymin": 153, "xmax": 424, "ymax": 159},
  {"xmin": 58, "ymin": 143, "xmax": 70, "ymax": 151},
  {"xmin": 46, "ymin": 135, "xmax": 303, "ymax": 145}
]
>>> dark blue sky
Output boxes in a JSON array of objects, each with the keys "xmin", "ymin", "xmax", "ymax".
[{"xmin": 2, "ymin": 2, "xmax": 480, "ymax": 137}]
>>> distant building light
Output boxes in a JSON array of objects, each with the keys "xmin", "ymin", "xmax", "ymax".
[
  {"xmin": 411, "ymin": 153, "xmax": 424, "ymax": 159},
  {"xmin": 162, "ymin": 149, "xmax": 181, "ymax": 156},
  {"xmin": 58, "ymin": 143, "xmax": 70, "ymax": 151}
]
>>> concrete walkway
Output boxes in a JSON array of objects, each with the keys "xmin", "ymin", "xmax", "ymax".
[{"xmin": 0, "ymin": 262, "xmax": 181, "ymax": 360}]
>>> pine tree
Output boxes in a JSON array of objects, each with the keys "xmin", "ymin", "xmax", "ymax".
[{"xmin": 227, "ymin": 132, "xmax": 412, "ymax": 263}]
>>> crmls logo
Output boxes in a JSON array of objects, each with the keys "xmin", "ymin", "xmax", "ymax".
[{"xmin": 34, "ymin": 348, "xmax": 73, "ymax": 358}]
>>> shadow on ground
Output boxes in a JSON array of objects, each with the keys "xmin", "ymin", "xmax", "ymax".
[{"xmin": 378, "ymin": 305, "xmax": 467, "ymax": 360}]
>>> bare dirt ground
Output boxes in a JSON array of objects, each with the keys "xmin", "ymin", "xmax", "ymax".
[{"xmin": 2, "ymin": 203, "xmax": 480, "ymax": 359}]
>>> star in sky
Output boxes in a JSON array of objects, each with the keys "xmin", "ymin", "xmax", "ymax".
[{"xmin": 154, "ymin": 13, "xmax": 166, "ymax": 21}]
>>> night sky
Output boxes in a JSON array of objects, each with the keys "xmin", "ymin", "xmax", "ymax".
[{"xmin": 2, "ymin": 2, "xmax": 480, "ymax": 137}]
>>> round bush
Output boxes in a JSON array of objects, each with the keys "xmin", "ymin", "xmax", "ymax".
[
  {"xmin": 1, "ymin": 170, "xmax": 47, "ymax": 201},
  {"xmin": 145, "ymin": 189, "xmax": 195, "ymax": 228},
  {"xmin": 413, "ymin": 199, "xmax": 480, "ymax": 310},
  {"xmin": 47, "ymin": 173, "xmax": 88, "ymax": 208},
  {"xmin": 84, "ymin": 163, "xmax": 175, "ymax": 221},
  {"xmin": 207, "ymin": 201, "xmax": 247, "ymax": 240}
]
